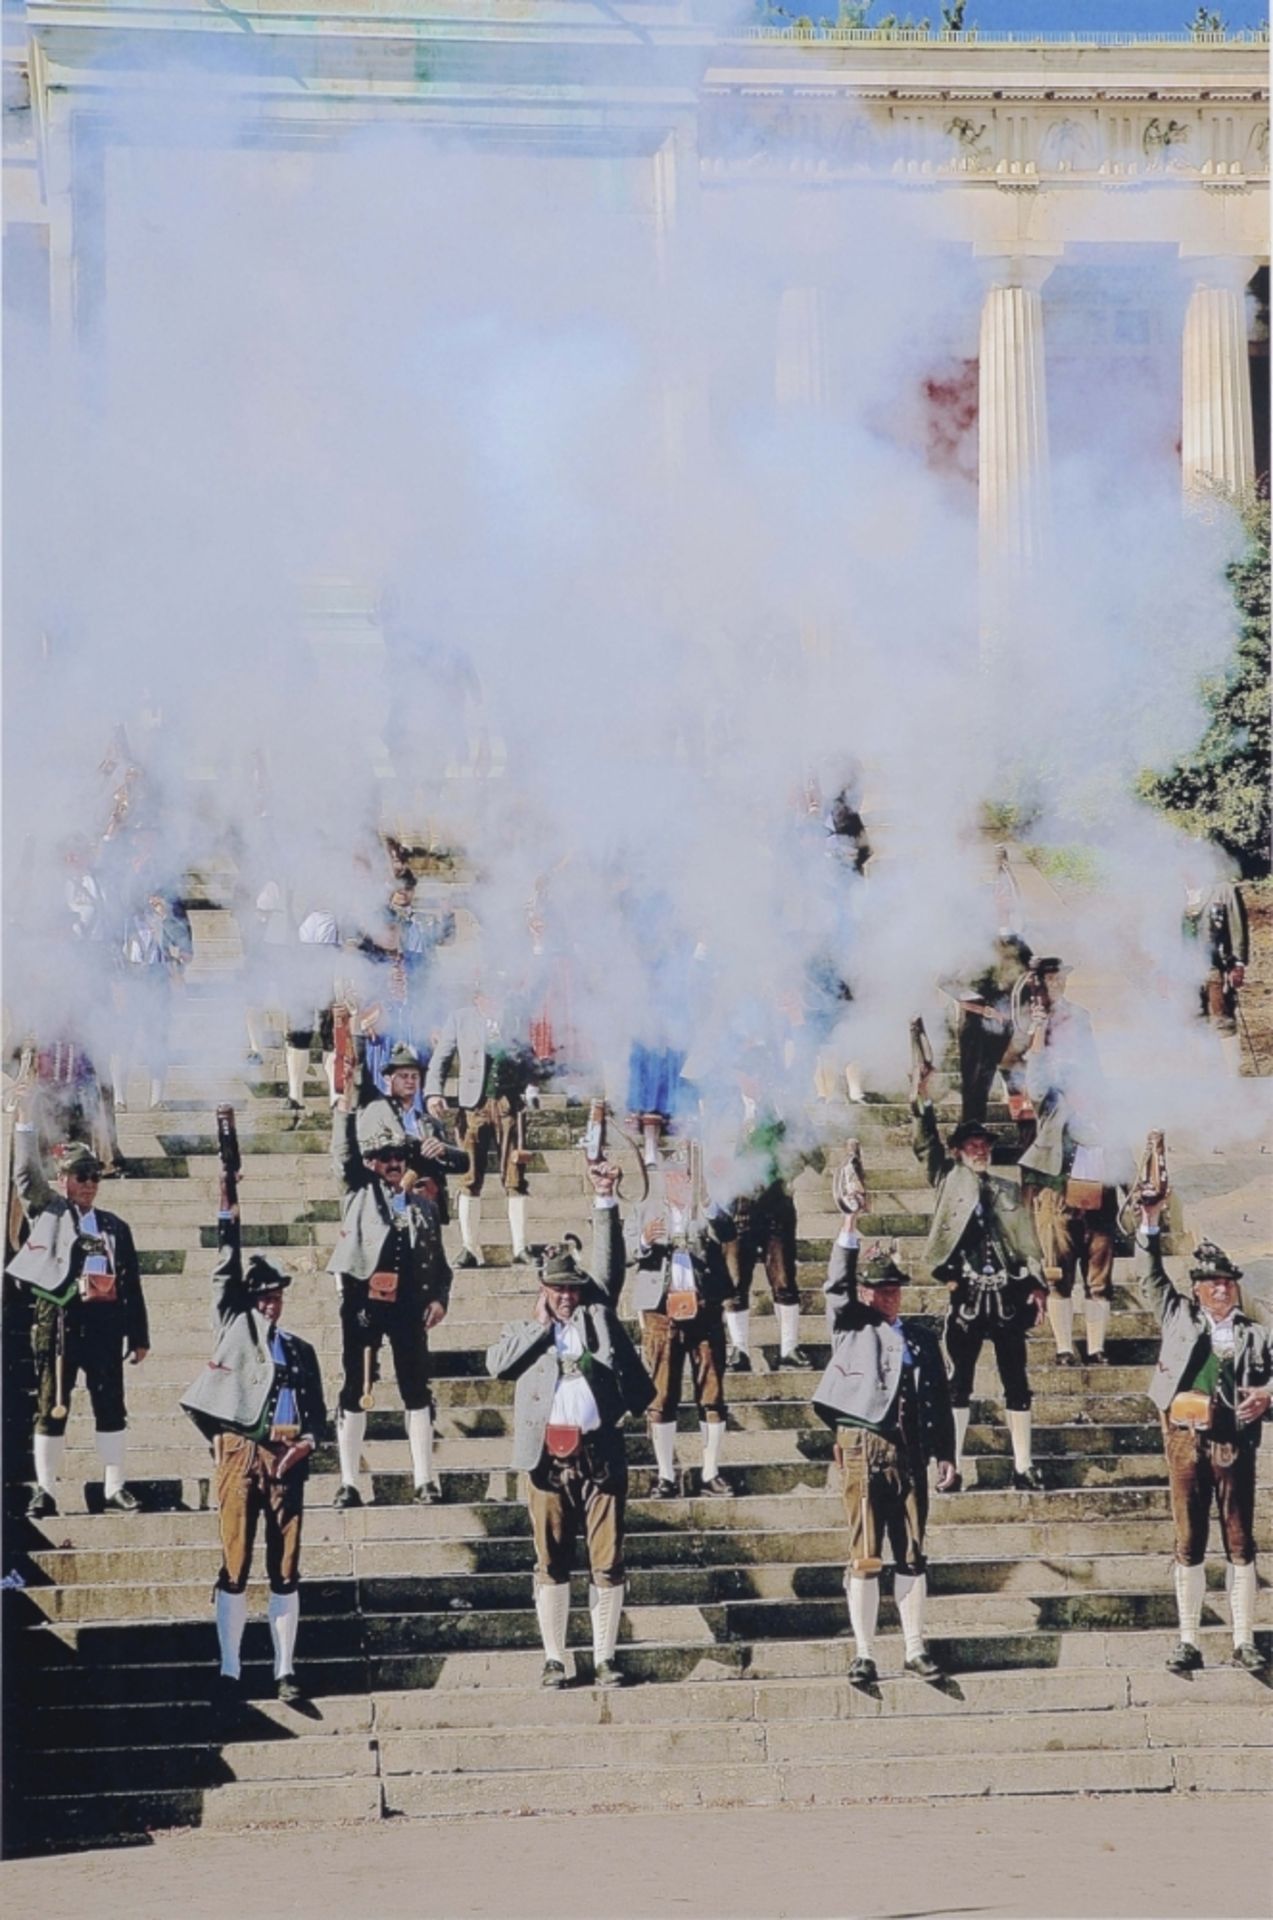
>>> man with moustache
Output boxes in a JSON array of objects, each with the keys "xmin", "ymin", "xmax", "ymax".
[
  {"xmin": 486, "ymin": 1164, "xmax": 653, "ymax": 1688},
  {"xmin": 8, "ymin": 1112, "xmax": 149, "ymax": 1518},
  {"xmin": 329, "ymin": 1081, "xmax": 452, "ymax": 1507},
  {"xmin": 912, "ymin": 1057, "xmax": 1046, "ymax": 1491},
  {"xmin": 1136, "ymin": 1199, "xmax": 1271, "ymax": 1673}
]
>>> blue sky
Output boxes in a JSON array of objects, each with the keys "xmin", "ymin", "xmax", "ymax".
[{"xmin": 857, "ymin": 1, "xmax": 1266, "ymax": 27}]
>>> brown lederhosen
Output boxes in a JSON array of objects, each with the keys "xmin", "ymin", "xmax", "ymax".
[
  {"xmin": 642, "ymin": 1306, "xmax": 726, "ymax": 1424},
  {"xmin": 837, "ymin": 1426, "xmax": 928, "ymax": 1576},
  {"xmin": 526, "ymin": 1428, "xmax": 626, "ymax": 1588},
  {"xmin": 455, "ymin": 1097, "xmax": 527, "ymax": 1197},
  {"xmin": 1202, "ymin": 967, "xmax": 1238, "ymax": 1036},
  {"xmin": 1029, "ymin": 1184, "xmax": 1116, "ymax": 1301},
  {"xmin": 1164, "ymin": 1417, "xmax": 1257, "ymax": 1567},
  {"xmin": 723, "ymin": 1184, "xmax": 799, "ymax": 1309},
  {"xmin": 215, "ymin": 1432, "xmax": 305, "ymax": 1594}
]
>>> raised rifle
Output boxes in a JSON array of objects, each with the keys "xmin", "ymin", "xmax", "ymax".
[
  {"xmin": 1136, "ymin": 1131, "xmax": 1170, "ymax": 1209},
  {"xmin": 216, "ymin": 1105, "xmax": 241, "ymax": 1216},
  {"xmin": 909, "ymin": 1017, "xmax": 934, "ymax": 1077},
  {"xmin": 832, "ymin": 1139, "xmax": 868, "ymax": 1218},
  {"xmin": 332, "ymin": 1004, "xmax": 355, "ymax": 1098}
]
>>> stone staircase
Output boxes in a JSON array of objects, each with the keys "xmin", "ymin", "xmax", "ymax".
[{"xmin": 4, "ymin": 1004, "xmax": 1272, "ymax": 1854}]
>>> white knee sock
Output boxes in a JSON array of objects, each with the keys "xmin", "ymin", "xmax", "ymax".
[
  {"xmin": 34, "ymin": 1433, "xmax": 65, "ymax": 1497},
  {"xmin": 1228, "ymin": 1562, "xmax": 1256, "ymax": 1648},
  {"xmin": 535, "ymin": 1582, "xmax": 570, "ymax": 1664},
  {"xmin": 148, "ymin": 1076, "xmax": 164, "ymax": 1111},
  {"xmin": 322, "ymin": 1051, "xmax": 338, "ymax": 1105},
  {"xmin": 407, "ymin": 1408, "xmax": 434, "ymax": 1490},
  {"xmin": 285, "ymin": 1046, "xmax": 308, "ymax": 1105},
  {"xmin": 701, "ymin": 1419, "xmax": 724, "ymax": 1480},
  {"xmin": 507, "ymin": 1195, "xmax": 529, "ymax": 1261},
  {"xmin": 109, "ymin": 1055, "xmax": 126, "ymax": 1108},
  {"xmin": 96, "ymin": 1428, "xmax": 127, "ymax": 1499},
  {"xmin": 847, "ymin": 1573, "xmax": 880, "ymax": 1659},
  {"xmin": 1046, "ymin": 1293, "xmax": 1075, "ymax": 1356},
  {"xmin": 724, "ymin": 1308, "xmax": 750, "ymax": 1356},
  {"xmin": 590, "ymin": 1582, "xmax": 625, "ymax": 1664},
  {"xmin": 246, "ymin": 1011, "xmax": 263, "ymax": 1056},
  {"xmin": 1007, "ymin": 1409, "xmax": 1033, "ymax": 1474},
  {"xmin": 216, "ymin": 1588, "xmax": 249, "ymax": 1679},
  {"xmin": 268, "ymin": 1589, "xmax": 300, "ymax": 1677},
  {"xmin": 845, "ymin": 1062, "xmax": 865, "ymax": 1104},
  {"xmin": 953, "ymin": 1407, "xmax": 970, "ymax": 1475},
  {"xmin": 337, "ymin": 1409, "xmax": 366, "ymax": 1490},
  {"xmin": 1175, "ymin": 1563, "xmax": 1206, "ymax": 1646},
  {"xmin": 894, "ymin": 1571, "xmax": 928, "ymax": 1659},
  {"xmin": 651, "ymin": 1422, "xmax": 677, "ymax": 1483},
  {"xmin": 1084, "ymin": 1297, "xmax": 1110, "ymax": 1358},
  {"xmin": 458, "ymin": 1194, "xmax": 484, "ymax": 1262},
  {"xmin": 776, "ymin": 1303, "xmax": 802, "ymax": 1358}
]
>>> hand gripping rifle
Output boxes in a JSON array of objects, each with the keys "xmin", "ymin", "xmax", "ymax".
[{"xmin": 831, "ymin": 1139, "xmax": 868, "ymax": 1220}]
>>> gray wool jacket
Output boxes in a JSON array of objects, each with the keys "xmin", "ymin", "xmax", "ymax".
[
  {"xmin": 1138, "ymin": 1231, "xmax": 1273, "ymax": 1429},
  {"xmin": 486, "ymin": 1207, "xmax": 655, "ymax": 1469},
  {"xmin": 180, "ymin": 1217, "xmax": 327, "ymax": 1444},
  {"xmin": 6, "ymin": 1126, "xmax": 149, "ymax": 1348},
  {"xmin": 622, "ymin": 1201, "xmax": 736, "ymax": 1315},
  {"xmin": 812, "ymin": 1235, "xmax": 955, "ymax": 1462}
]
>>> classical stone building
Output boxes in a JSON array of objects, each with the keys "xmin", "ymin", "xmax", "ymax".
[{"xmin": 4, "ymin": 11, "xmax": 1268, "ymax": 590}]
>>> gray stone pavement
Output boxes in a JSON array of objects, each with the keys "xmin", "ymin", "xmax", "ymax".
[{"xmin": 4, "ymin": 1796, "xmax": 1269, "ymax": 1919}]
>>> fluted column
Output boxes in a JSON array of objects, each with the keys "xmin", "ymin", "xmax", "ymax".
[
  {"xmin": 978, "ymin": 262, "xmax": 1054, "ymax": 578},
  {"xmin": 775, "ymin": 286, "xmax": 827, "ymax": 411},
  {"xmin": 1181, "ymin": 259, "xmax": 1256, "ymax": 500}
]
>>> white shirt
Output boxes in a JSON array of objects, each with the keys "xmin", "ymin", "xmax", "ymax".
[
  {"xmin": 1204, "ymin": 1309, "xmax": 1238, "ymax": 1357},
  {"xmin": 548, "ymin": 1321, "xmax": 601, "ymax": 1431}
]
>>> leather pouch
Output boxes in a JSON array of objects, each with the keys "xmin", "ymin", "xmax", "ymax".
[
  {"xmin": 545, "ymin": 1423, "xmax": 582, "ymax": 1460},
  {"xmin": 1065, "ymin": 1178, "xmax": 1104, "ymax": 1211},
  {"xmin": 80, "ymin": 1260, "xmax": 118, "ymax": 1304},
  {"xmin": 1170, "ymin": 1390, "xmax": 1212, "ymax": 1431},
  {"xmin": 369, "ymin": 1270, "xmax": 399, "ymax": 1304},
  {"xmin": 667, "ymin": 1288, "xmax": 699, "ymax": 1322}
]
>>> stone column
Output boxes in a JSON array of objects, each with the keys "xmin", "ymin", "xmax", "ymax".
[
  {"xmin": 775, "ymin": 286, "xmax": 827, "ymax": 411},
  {"xmin": 1181, "ymin": 258, "xmax": 1256, "ymax": 500},
  {"xmin": 978, "ymin": 260, "xmax": 1054, "ymax": 579}
]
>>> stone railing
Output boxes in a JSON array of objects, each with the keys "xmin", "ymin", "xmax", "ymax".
[{"xmin": 742, "ymin": 24, "xmax": 1270, "ymax": 45}]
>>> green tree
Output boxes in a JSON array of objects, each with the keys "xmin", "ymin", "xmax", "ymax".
[{"xmin": 1138, "ymin": 490, "xmax": 1271, "ymax": 877}]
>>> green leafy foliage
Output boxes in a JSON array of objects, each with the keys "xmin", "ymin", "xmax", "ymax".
[{"xmin": 1138, "ymin": 491, "xmax": 1271, "ymax": 878}]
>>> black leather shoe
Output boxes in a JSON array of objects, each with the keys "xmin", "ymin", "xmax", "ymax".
[
  {"xmin": 781, "ymin": 1347, "xmax": 815, "ymax": 1371},
  {"xmin": 541, "ymin": 1661, "xmax": 568, "ymax": 1690},
  {"xmin": 1055, "ymin": 1351, "xmax": 1078, "ymax": 1368},
  {"xmin": 1086, "ymin": 1351, "xmax": 1109, "ymax": 1367},
  {"xmin": 594, "ymin": 1661, "xmax": 625, "ymax": 1688},
  {"xmin": 905, "ymin": 1650, "xmax": 945, "ymax": 1682},
  {"xmin": 104, "ymin": 1488, "xmax": 141, "ymax": 1513},
  {"xmin": 653, "ymin": 1477, "xmax": 679, "ymax": 1500},
  {"xmin": 1233, "ymin": 1642, "xmax": 1267, "ymax": 1672},
  {"xmin": 26, "ymin": 1488, "xmax": 57, "ymax": 1520},
  {"xmin": 725, "ymin": 1349, "xmax": 752, "ymax": 1374},
  {"xmin": 413, "ymin": 1482, "xmax": 442, "ymax": 1505},
  {"xmin": 276, "ymin": 1673, "xmax": 305, "ymax": 1705},
  {"xmin": 847, "ymin": 1656, "xmax": 877, "ymax": 1686},
  {"xmin": 1165, "ymin": 1640, "xmax": 1204, "ymax": 1675},
  {"xmin": 455, "ymin": 1250, "xmax": 478, "ymax": 1270},
  {"xmin": 1011, "ymin": 1468, "xmax": 1043, "ymax": 1492},
  {"xmin": 700, "ymin": 1475, "xmax": 734, "ymax": 1498},
  {"xmin": 333, "ymin": 1483, "xmax": 363, "ymax": 1509}
]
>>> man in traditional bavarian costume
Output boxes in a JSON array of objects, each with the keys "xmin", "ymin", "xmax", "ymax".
[
  {"xmin": 8, "ymin": 1116, "xmax": 149, "ymax": 1518},
  {"xmin": 814, "ymin": 1224, "xmax": 957, "ymax": 1684},
  {"xmin": 425, "ymin": 981, "xmax": 538, "ymax": 1268},
  {"xmin": 1137, "ymin": 1199, "xmax": 1271, "ymax": 1673},
  {"xmin": 181, "ymin": 1210, "xmax": 327, "ymax": 1703},
  {"xmin": 359, "ymin": 1041, "xmax": 469, "ymax": 1225},
  {"xmin": 486, "ymin": 1165, "xmax": 653, "ymax": 1688},
  {"xmin": 329, "ymin": 1091, "xmax": 452, "ymax": 1508},
  {"xmin": 912, "ymin": 1058, "xmax": 1046, "ymax": 1491},
  {"xmin": 1018, "ymin": 959, "xmax": 1127, "ymax": 1369},
  {"xmin": 623, "ymin": 1149, "xmax": 737, "ymax": 1498},
  {"xmin": 721, "ymin": 1081, "xmax": 810, "ymax": 1374}
]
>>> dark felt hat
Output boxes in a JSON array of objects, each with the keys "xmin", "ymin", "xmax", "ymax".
[
  {"xmin": 1033, "ymin": 956, "xmax": 1071, "ymax": 978},
  {"xmin": 859, "ymin": 1245, "xmax": 910, "ymax": 1287},
  {"xmin": 1189, "ymin": 1241, "xmax": 1243, "ymax": 1285},
  {"xmin": 948, "ymin": 1120, "xmax": 994, "ymax": 1153},
  {"xmin": 386, "ymin": 1043, "xmax": 422, "ymax": 1073},
  {"xmin": 539, "ymin": 1236, "xmax": 585, "ymax": 1286},
  {"xmin": 57, "ymin": 1142, "xmax": 103, "ymax": 1179},
  {"xmin": 245, "ymin": 1253, "xmax": 292, "ymax": 1295}
]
